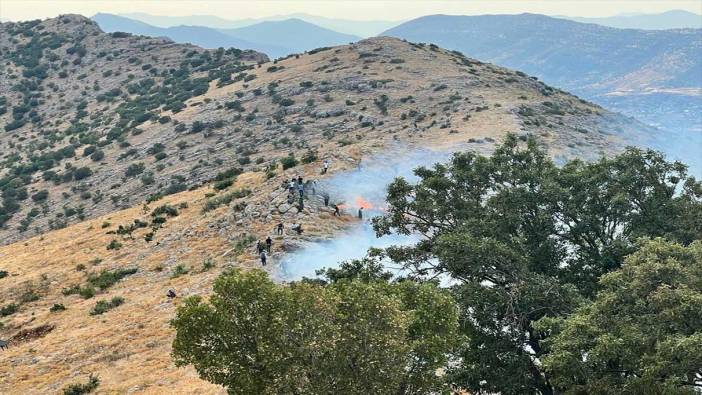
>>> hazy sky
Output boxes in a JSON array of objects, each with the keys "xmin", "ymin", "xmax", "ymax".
[{"xmin": 0, "ymin": 0, "xmax": 700, "ymax": 22}]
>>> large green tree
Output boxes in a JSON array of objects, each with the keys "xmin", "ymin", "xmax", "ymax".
[
  {"xmin": 171, "ymin": 266, "xmax": 460, "ymax": 394},
  {"xmin": 539, "ymin": 238, "xmax": 702, "ymax": 394},
  {"xmin": 373, "ymin": 136, "xmax": 702, "ymax": 394}
]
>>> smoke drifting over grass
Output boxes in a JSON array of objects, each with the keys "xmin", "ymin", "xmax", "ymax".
[
  {"xmin": 278, "ymin": 123, "xmax": 702, "ymax": 282},
  {"xmin": 278, "ymin": 147, "xmax": 453, "ymax": 281}
]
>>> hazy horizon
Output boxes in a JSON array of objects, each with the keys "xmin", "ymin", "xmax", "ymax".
[{"xmin": 1, "ymin": 0, "xmax": 700, "ymax": 23}]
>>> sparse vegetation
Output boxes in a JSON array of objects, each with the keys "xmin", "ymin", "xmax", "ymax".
[
  {"xmin": 202, "ymin": 189, "xmax": 251, "ymax": 212},
  {"xmin": 89, "ymin": 297, "xmax": 124, "ymax": 315},
  {"xmin": 106, "ymin": 239, "xmax": 122, "ymax": 250},
  {"xmin": 171, "ymin": 264, "xmax": 189, "ymax": 278},
  {"xmin": 62, "ymin": 374, "xmax": 100, "ymax": 395},
  {"xmin": 0, "ymin": 303, "xmax": 18, "ymax": 317},
  {"xmin": 87, "ymin": 267, "xmax": 138, "ymax": 291},
  {"xmin": 281, "ymin": 153, "xmax": 298, "ymax": 170}
]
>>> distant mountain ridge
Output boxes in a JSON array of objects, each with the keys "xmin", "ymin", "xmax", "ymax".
[
  {"xmin": 91, "ymin": 13, "xmax": 287, "ymax": 56},
  {"xmin": 382, "ymin": 13, "xmax": 702, "ymax": 135},
  {"xmin": 220, "ymin": 18, "xmax": 360, "ymax": 57},
  {"xmin": 561, "ymin": 10, "xmax": 702, "ymax": 30},
  {"xmin": 93, "ymin": 13, "xmax": 360, "ymax": 58},
  {"xmin": 120, "ymin": 12, "xmax": 402, "ymax": 37},
  {"xmin": 384, "ymin": 13, "xmax": 701, "ymax": 94}
]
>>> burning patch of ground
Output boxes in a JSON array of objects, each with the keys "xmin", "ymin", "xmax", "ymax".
[{"xmin": 276, "ymin": 146, "xmax": 460, "ymax": 281}]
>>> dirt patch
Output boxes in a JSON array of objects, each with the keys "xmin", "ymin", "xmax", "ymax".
[{"xmin": 9, "ymin": 324, "xmax": 55, "ymax": 344}]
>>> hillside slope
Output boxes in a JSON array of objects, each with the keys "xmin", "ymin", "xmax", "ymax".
[
  {"xmin": 383, "ymin": 13, "xmax": 702, "ymax": 133},
  {"xmin": 384, "ymin": 13, "xmax": 702, "ymax": 94},
  {"xmin": 0, "ymin": 15, "xmax": 657, "ymax": 393},
  {"xmin": 0, "ymin": 15, "xmax": 653, "ymax": 248}
]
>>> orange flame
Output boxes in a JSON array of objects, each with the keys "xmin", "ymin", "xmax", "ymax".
[{"xmin": 355, "ymin": 196, "xmax": 374, "ymax": 210}]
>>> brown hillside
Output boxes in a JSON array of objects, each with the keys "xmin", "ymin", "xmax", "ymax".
[
  {"xmin": 0, "ymin": 15, "xmax": 651, "ymax": 246},
  {"xmin": 0, "ymin": 15, "xmax": 656, "ymax": 394}
]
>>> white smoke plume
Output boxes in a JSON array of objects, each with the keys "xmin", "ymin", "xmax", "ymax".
[
  {"xmin": 277, "ymin": 147, "xmax": 454, "ymax": 281},
  {"xmin": 277, "ymin": 125, "xmax": 702, "ymax": 282}
]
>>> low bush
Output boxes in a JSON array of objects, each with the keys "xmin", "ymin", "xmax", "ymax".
[
  {"xmin": 202, "ymin": 189, "xmax": 251, "ymax": 212},
  {"xmin": 106, "ymin": 240, "xmax": 122, "ymax": 250},
  {"xmin": 151, "ymin": 205, "xmax": 179, "ymax": 217},
  {"xmin": 281, "ymin": 153, "xmax": 298, "ymax": 170},
  {"xmin": 171, "ymin": 264, "xmax": 189, "ymax": 278},
  {"xmin": 301, "ymin": 149, "xmax": 318, "ymax": 164},
  {"xmin": 0, "ymin": 303, "xmax": 18, "ymax": 317},
  {"xmin": 62, "ymin": 374, "xmax": 100, "ymax": 395},
  {"xmin": 87, "ymin": 267, "xmax": 138, "ymax": 291},
  {"xmin": 89, "ymin": 297, "xmax": 124, "ymax": 315}
]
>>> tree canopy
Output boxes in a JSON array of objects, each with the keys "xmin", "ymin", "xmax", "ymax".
[
  {"xmin": 171, "ymin": 266, "xmax": 460, "ymax": 394},
  {"xmin": 373, "ymin": 135, "xmax": 702, "ymax": 394},
  {"xmin": 539, "ymin": 238, "xmax": 702, "ymax": 394}
]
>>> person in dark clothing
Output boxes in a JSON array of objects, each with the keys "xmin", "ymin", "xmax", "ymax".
[
  {"xmin": 167, "ymin": 289, "xmax": 176, "ymax": 298},
  {"xmin": 298, "ymin": 183, "xmax": 304, "ymax": 198},
  {"xmin": 297, "ymin": 176, "xmax": 303, "ymax": 185},
  {"xmin": 276, "ymin": 222, "xmax": 284, "ymax": 235},
  {"xmin": 358, "ymin": 207, "xmax": 364, "ymax": 219},
  {"xmin": 298, "ymin": 195, "xmax": 304, "ymax": 211},
  {"xmin": 333, "ymin": 204, "xmax": 340, "ymax": 216},
  {"xmin": 293, "ymin": 223, "xmax": 303, "ymax": 235},
  {"xmin": 323, "ymin": 194, "xmax": 330, "ymax": 207},
  {"xmin": 265, "ymin": 236, "xmax": 272, "ymax": 253},
  {"xmin": 260, "ymin": 251, "xmax": 267, "ymax": 266},
  {"xmin": 256, "ymin": 240, "xmax": 264, "ymax": 254}
]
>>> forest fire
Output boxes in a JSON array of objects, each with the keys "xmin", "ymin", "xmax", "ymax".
[
  {"xmin": 336, "ymin": 195, "xmax": 380, "ymax": 212},
  {"xmin": 279, "ymin": 147, "xmax": 451, "ymax": 281},
  {"xmin": 355, "ymin": 196, "xmax": 374, "ymax": 209}
]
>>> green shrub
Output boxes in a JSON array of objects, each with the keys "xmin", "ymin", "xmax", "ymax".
[
  {"xmin": 50, "ymin": 303, "xmax": 66, "ymax": 312},
  {"xmin": 202, "ymin": 189, "xmax": 252, "ymax": 212},
  {"xmin": 151, "ymin": 205, "xmax": 178, "ymax": 217},
  {"xmin": 87, "ymin": 267, "xmax": 138, "ymax": 290},
  {"xmin": 32, "ymin": 190, "xmax": 49, "ymax": 202},
  {"xmin": 106, "ymin": 240, "xmax": 122, "ymax": 250},
  {"xmin": 125, "ymin": 162, "xmax": 145, "ymax": 177},
  {"xmin": 202, "ymin": 258, "xmax": 215, "ymax": 271},
  {"xmin": 73, "ymin": 167, "xmax": 93, "ymax": 181},
  {"xmin": 281, "ymin": 153, "xmax": 298, "ymax": 170},
  {"xmin": 62, "ymin": 374, "xmax": 100, "ymax": 395},
  {"xmin": 19, "ymin": 289, "xmax": 40, "ymax": 303},
  {"xmin": 78, "ymin": 286, "xmax": 96, "ymax": 299},
  {"xmin": 89, "ymin": 150, "xmax": 104, "ymax": 162},
  {"xmin": 232, "ymin": 234, "xmax": 256, "ymax": 254},
  {"xmin": 301, "ymin": 149, "xmax": 318, "ymax": 164},
  {"xmin": 214, "ymin": 178, "xmax": 234, "ymax": 191},
  {"xmin": 89, "ymin": 297, "xmax": 124, "ymax": 315},
  {"xmin": 171, "ymin": 264, "xmax": 189, "ymax": 278},
  {"xmin": 0, "ymin": 303, "xmax": 18, "ymax": 317}
]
